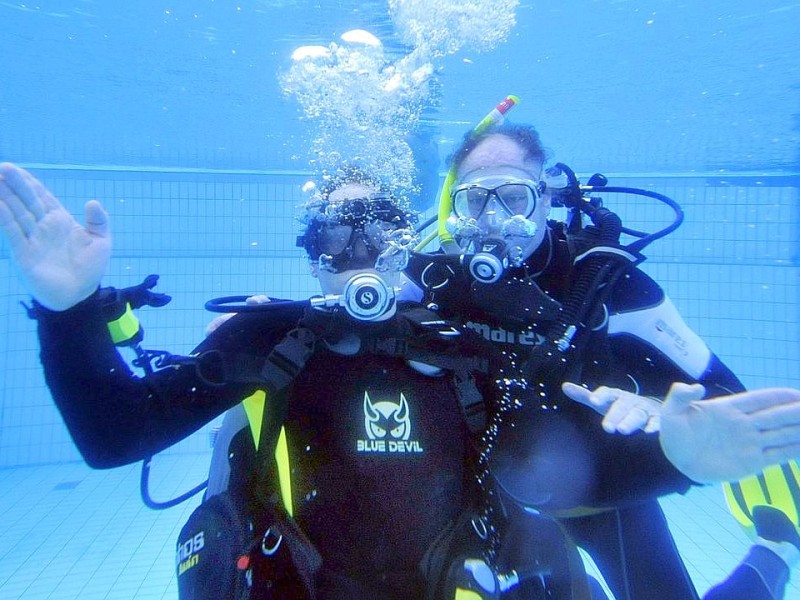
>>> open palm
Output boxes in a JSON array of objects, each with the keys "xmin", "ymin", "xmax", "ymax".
[
  {"xmin": 0, "ymin": 163, "xmax": 111, "ymax": 310},
  {"xmin": 660, "ymin": 383, "xmax": 800, "ymax": 483}
]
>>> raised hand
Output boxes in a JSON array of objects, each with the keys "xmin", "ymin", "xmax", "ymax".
[{"xmin": 0, "ymin": 163, "xmax": 111, "ymax": 310}]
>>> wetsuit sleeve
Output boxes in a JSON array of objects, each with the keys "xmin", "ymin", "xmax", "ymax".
[
  {"xmin": 570, "ymin": 269, "xmax": 746, "ymax": 504},
  {"xmin": 575, "ymin": 411, "xmax": 695, "ymax": 507},
  {"xmin": 606, "ymin": 268, "xmax": 746, "ymax": 396},
  {"xmin": 494, "ymin": 393, "xmax": 696, "ymax": 512},
  {"xmin": 35, "ymin": 292, "xmax": 259, "ymax": 469}
]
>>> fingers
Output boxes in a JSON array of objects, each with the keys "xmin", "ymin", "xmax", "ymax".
[
  {"xmin": 0, "ymin": 163, "xmax": 66, "ymax": 241},
  {"xmin": 0, "ymin": 163, "xmax": 49, "ymax": 221},
  {"xmin": 561, "ymin": 382, "xmax": 597, "ymax": 409},
  {"xmin": 561, "ymin": 382, "xmax": 657, "ymax": 434},
  {"xmin": 601, "ymin": 391, "xmax": 661, "ymax": 434},
  {"xmin": 763, "ymin": 443, "xmax": 800, "ymax": 466},
  {"xmin": 725, "ymin": 388, "xmax": 800, "ymax": 415},
  {"xmin": 84, "ymin": 200, "xmax": 109, "ymax": 238},
  {"xmin": 0, "ymin": 178, "xmax": 39, "ymax": 237},
  {"xmin": 0, "ymin": 198, "xmax": 28, "ymax": 253},
  {"xmin": 1, "ymin": 165, "xmax": 110, "ymax": 241},
  {"xmin": 561, "ymin": 382, "xmax": 625, "ymax": 412},
  {"xmin": 662, "ymin": 382, "xmax": 706, "ymax": 414},
  {"xmin": 760, "ymin": 425, "xmax": 800, "ymax": 450},
  {"xmin": 643, "ymin": 414, "xmax": 661, "ymax": 434},
  {"xmin": 749, "ymin": 402, "xmax": 800, "ymax": 432},
  {"xmin": 604, "ymin": 401, "xmax": 651, "ymax": 434}
]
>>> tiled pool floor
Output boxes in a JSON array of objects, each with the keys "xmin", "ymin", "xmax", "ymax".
[{"xmin": 0, "ymin": 456, "xmax": 797, "ymax": 599}]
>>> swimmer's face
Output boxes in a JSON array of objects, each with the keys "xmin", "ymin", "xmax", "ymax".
[
  {"xmin": 310, "ymin": 183, "xmax": 401, "ymax": 295},
  {"xmin": 456, "ymin": 134, "xmax": 550, "ymax": 262}
]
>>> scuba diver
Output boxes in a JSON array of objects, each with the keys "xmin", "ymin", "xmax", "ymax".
[
  {"xmin": 403, "ymin": 119, "xmax": 800, "ymax": 600},
  {"xmin": 0, "ymin": 160, "xmax": 629, "ymax": 599}
]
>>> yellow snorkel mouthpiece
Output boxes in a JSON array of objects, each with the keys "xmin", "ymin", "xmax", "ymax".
[{"xmin": 436, "ymin": 95, "xmax": 520, "ymax": 253}]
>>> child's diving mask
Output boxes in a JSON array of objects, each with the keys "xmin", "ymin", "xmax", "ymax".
[{"xmin": 298, "ymin": 194, "xmax": 417, "ymax": 274}]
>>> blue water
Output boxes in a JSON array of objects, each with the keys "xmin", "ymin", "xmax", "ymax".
[
  {"xmin": 2, "ymin": 1, "xmax": 798, "ymax": 172},
  {"xmin": 0, "ymin": 1, "xmax": 798, "ymax": 598}
]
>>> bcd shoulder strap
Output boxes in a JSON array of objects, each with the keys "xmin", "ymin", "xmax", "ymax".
[{"xmin": 521, "ymin": 223, "xmax": 645, "ymax": 387}]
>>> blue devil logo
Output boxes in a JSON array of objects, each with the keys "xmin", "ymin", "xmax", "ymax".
[{"xmin": 363, "ymin": 391, "xmax": 411, "ymax": 441}]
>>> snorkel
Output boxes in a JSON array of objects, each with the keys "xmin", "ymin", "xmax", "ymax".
[
  {"xmin": 436, "ymin": 94, "xmax": 520, "ymax": 254},
  {"xmin": 413, "ymin": 95, "xmax": 683, "ymax": 288}
]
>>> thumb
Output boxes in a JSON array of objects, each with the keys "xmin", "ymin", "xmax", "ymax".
[
  {"xmin": 662, "ymin": 382, "xmax": 706, "ymax": 415},
  {"xmin": 84, "ymin": 200, "xmax": 110, "ymax": 238}
]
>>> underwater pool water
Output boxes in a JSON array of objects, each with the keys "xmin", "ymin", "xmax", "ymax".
[{"xmin": 0, "ymin": 1, "xmax": 798, "ymax": 598}]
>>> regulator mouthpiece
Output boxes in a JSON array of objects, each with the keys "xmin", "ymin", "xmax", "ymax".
[{"xmin": 468, "ymin": 239, "xmax": 509, "ymax": 284}]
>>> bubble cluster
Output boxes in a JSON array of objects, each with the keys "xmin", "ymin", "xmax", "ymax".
[
  {"xmin": 501, "ymin": 214, "xmax": 537, "ymax": 239},
  {"xmin": 279, "ymin": 32, "xmax": 429, "ymax": 195},
  {"xmin": 474, "ymin": 357, "xmax": 530, "ymax": 560},
  {"xmin": 279, "ymin": 0, "xmax": 520, "ymax": 195},
  {"xmin": 375, "ymin": 228, "xmax": 418, "ymax": 272},
  {"xmin": 445, "ymin": 215, "xmax": 482, "ymax": 241},
  {"xmin": 389, "ymin": 0, "xmax": 520, "ymax": 58}
]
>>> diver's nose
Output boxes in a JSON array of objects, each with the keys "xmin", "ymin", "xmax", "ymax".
[
  {"xmin": 351, "ymin": 234, "xmax": 370, "ymax": 258},
  {"xmin": 481, "ymin": 196, "xmax": 510, "ymax": 234}
]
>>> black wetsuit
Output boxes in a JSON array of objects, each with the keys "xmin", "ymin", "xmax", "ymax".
[
  {"xmin": 407, "ymin": 222, "xmax": 746, "ymax": 600},
  {"xmin": 33, "ymin": 271, "xmax": 770, "ymax": 599},
  {"xmin": 35, "ymin": 296, "xmax": 478, "ymax": 598}
]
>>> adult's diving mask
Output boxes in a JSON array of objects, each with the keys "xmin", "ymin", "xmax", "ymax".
[
  {"xmin": 451, "ymin": 177, "xmax": 544, "ymax": 220},
  {"xmin": 446, "ymin": 176, "xmax": 544, "ymax": 278}
]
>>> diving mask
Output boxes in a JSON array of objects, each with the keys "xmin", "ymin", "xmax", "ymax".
[
  {"xmin": 451, "ymin": 177, "xmax": 543, "ymax": 221},
  {"xmin": 446, "ymin": 176, "xmax": 543, "ymax": 276},
  {"xmin": 297, "ymin": 194, "xmax": 417, "ymax": 274}
]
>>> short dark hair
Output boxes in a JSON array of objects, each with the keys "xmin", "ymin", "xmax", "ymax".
[{"xmin": 448, "ymin": 122, "xmax": 550, "ymax": 175}]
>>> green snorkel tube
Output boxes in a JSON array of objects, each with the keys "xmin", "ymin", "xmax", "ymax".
[{"xmin": 433, "ymin": 94, "xmax": 520, "ymax": 253}]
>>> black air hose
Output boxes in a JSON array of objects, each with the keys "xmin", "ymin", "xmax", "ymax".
[{"xmin": 544, "ymin": 203, "xmax": 623, "ymax": 353}]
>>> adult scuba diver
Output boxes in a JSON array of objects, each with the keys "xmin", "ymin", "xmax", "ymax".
[{"xmin": 403, "ymin": 102, "xmax": 800, "ymax": 600}]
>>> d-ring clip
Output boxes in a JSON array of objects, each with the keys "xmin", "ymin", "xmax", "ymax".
[{"xmin": 261, "ymin": 527, "xmax": 283, "ymax": 556}]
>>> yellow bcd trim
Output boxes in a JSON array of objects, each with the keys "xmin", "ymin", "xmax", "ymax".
[
  {"xmin": 455, "ymin": 589, "xmax": 484, "ymax": 600},
  {"xmin": 107, "ymin": 302, "xmax": 141, "ymax": 345},
  {"xmin": 242, "ymin": 390, "xmax": 294, "ymax": 517},
  {"xmin": 275, "ymin": 427, "xmax": 293, "ymax": 517}
]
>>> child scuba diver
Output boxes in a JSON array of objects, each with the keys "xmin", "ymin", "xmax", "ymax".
[
  {"xmin": 0, "ymin": 160, "xmax": 616, "ymax": 598},
  {"xmin": 193, "ymin": 166, "xmax": 609, "ymax": 599}
]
